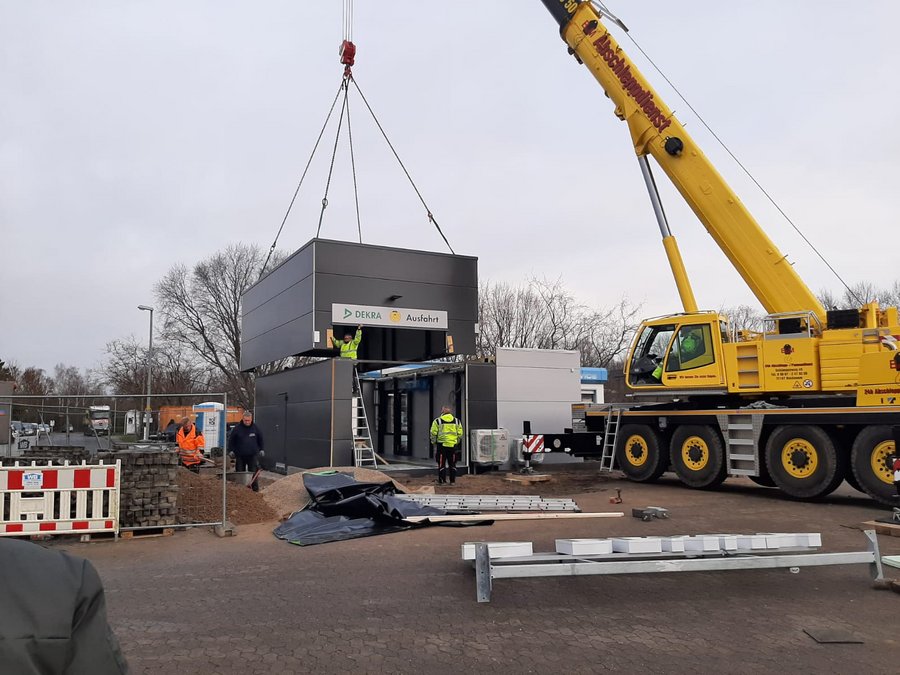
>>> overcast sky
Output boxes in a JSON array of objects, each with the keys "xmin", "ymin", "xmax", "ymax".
[{"xmin": 2, "ymin": 1, "xmax": 899, "ymax": 374}]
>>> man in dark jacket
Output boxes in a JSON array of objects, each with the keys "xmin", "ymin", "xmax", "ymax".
[
  {"xmin": 228, "ymin": 410, "xmax": 265, "ymax": 492},
  {"xmin": 0, "ymin": 538, "xmax": 128, "ymax": 674}
]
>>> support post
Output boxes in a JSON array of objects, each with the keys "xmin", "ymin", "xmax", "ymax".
[{"xmin": 475, "ymin": 542, "xmax": 492, "ymax": 603}]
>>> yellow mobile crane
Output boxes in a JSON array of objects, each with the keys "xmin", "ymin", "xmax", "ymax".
[{"xmin": 538, "ymin": 1, "xmax": 900, "ymax": 504}]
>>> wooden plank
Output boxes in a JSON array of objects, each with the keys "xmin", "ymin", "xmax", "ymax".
[
  {"xmin": 504, "ymin": 474, "xmax": 551, "ymax": 484},
  {"xmin": 860, "ymin": 521, "xmax": 900, "ymax": 538},
  {"xmin": 404, "ymin": 512, "xmax": 623, "ymax": 523}
]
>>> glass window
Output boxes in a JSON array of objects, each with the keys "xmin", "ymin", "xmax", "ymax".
[
  {"xmin": 665, "ymin": 324, "xmax": 715, "ymax": 372},
  {"xmin": 628, "ymin": 324, "xmax": 675, "ymax": 385}
]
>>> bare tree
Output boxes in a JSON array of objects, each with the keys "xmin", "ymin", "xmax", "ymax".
[
  {"xmin": 105, "ymin": 337, "xmax": 211, "ymax": 405},
  {"xmin": 719, "ymin": 304, "xmax": 765, "ymax": 333},
  {"xmin": 154, "ymin": 243, "xmax": 284, "ymax": 409},
  {"xmin": 477, "ymin": 278, "xmax": 641, "ymax": 367}
]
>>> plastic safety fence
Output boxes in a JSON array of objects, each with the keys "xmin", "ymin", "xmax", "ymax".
[
  {"xmin": 0, "ymin": 460, "xmax": 120, "ymax": 536},
  {"xmin": 273, "ymin": 472, "xmax": 488, "ymax": 546}
]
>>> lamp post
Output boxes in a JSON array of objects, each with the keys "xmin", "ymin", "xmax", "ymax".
[{"xmin": 138, "ymin": 305, "xmax": 154, "ymax": 441}]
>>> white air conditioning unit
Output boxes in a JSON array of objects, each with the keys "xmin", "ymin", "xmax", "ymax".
[
  {"xmin": 470, "ymin": 429, "xmax": 510, "ymax": 465},
  {"xmin": 514, "ymin": 437, "xmax": 545, "ymax": 465}
]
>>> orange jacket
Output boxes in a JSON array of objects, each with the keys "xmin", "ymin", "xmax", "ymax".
[{"xmin": 176, "ymin": 425, "xmax": 205, "ymax": 465}]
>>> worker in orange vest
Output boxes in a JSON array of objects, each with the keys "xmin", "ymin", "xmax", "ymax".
[{"xmin": 175, "ymin": 417, "xmax": 205, "ymax": 471}]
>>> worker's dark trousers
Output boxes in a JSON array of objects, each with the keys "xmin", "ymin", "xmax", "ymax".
[
  {"xmin": 236, "ymin": 454, "xmax": 260, "ymax": 492},
  {"xmin": 437, "ymin": 447, "xmax": 458, "ymax": 484}
]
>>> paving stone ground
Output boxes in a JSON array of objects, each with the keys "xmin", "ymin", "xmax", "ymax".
[{"xmin": 58, "ymin": 474, "xmax": 900, "ymax": 674}]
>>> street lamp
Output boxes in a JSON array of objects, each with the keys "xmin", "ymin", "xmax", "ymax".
[{"xmin": 138, "ymin": 305, "xmax": 154, "ymax": 441}]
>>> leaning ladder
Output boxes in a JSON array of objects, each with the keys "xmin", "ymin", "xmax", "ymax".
[
  {"xmin": 600, "ymin": 406, "xmax": 624, "ymax": 472},
  {"xmin": 352, "ymin": 369, "xmax": 378, "ymax": 468}
]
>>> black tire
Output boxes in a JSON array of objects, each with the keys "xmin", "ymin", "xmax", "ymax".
[
  {"xmin": 615, "ymin": 424, "xmax": 666, "ymax": 482},
  {"xmin": 669, "ymin": 425, "xmax": 727, "ymax": 489},
  {"xmin": 850, "ymin": 426, "xmax": 897, "ymax": 506},
  {"xmin": 765, "ymin": 425, "xmax": 846, "ymax": 500},
  {"xmin": 748, "ymin": 469, "xmax": 776, "ymax": 488}
]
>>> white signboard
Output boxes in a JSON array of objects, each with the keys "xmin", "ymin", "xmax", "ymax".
[
  {"xmin": 332, "ymin": 303, "xmax": 448, "ymax": 330},
  {"xmin": 23, "ymin": 471, "xmax": 43, "ymax": 489}
]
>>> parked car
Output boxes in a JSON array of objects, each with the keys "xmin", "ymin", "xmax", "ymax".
[
  {"xmin": 10, "ymin": 421, "xmax": 23, "ymax": 437},
  {"xmin": 22, "ymin": 423, "xmax": 36, "ymax": 436},
  {"xmin": 37, "ymin": 423, "xmax": 50, "ymax": 433}
]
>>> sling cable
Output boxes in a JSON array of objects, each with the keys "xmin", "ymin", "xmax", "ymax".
[{"xmin": 260, "ymin": 0, "xmax": 454, "ymax": 279}]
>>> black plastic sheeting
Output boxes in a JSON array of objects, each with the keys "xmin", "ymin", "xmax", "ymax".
[{"xmin": 273, "ymin": 472, "xmax": 487, "ymax": 546}]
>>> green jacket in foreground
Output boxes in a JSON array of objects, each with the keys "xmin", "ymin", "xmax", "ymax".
[{"xmin": 0, "ymin": 538, "xmax": 128, "ymax": 674}]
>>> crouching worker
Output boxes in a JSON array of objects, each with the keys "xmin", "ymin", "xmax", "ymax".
[
  {"xmin": 176, "ymin": 416, "xmax": 205, "ymax": 471},
  {"xmin": 229, "ymin": 411, "xmax": 265, "ymax": 492}
]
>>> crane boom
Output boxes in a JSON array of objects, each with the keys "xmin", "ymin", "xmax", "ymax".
[{"xmin": 540, "ymin": 0, "xmax": 827, "ymax": 324}]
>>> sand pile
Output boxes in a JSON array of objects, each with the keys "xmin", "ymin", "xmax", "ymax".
[
  {"xmin": 262, "ymin": 466, "xmax": 404, "ymax": 519},
  {"xmin": 177, "ymin": 468, "xmax": 277, "ymax": 525}
]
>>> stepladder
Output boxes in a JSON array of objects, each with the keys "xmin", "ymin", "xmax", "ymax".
[{"xmin": 352, "ymin": 369, "xmax": 377, "ymax": 468}]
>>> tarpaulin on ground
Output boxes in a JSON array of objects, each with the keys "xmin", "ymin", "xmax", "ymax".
[{"xmin": 274, "ymin": 472, "xmax": 478, "ymax": 546}]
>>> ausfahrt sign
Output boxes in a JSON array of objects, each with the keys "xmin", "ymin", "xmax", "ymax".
[{"xmin": 332, "ymin": 303, "xmax": 448, "ymax": 330}]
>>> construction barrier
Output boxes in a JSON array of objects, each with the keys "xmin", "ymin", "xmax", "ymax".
[{"xmin": 0, "ymin": 460, "xmax": 121, "ymax": 536}]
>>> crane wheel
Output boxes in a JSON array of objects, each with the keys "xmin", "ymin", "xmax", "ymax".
[
  {"xmin": 669, "ymin": 425, "xmax": 726, "ymax": 489},
  {"xmin": 765, "ymin": 425, "xmax": 846, "ymax": 499},
  {"xmin": 615, "ymin": 424, "xmax": 667, "ymax": 483},
  {"xmin": 850, "ymin": 426, "xmax": 897, "ymax": 505}
]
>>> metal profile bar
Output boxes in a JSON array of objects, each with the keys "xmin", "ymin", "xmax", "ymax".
[{"xmin": 474, "ymin": 531, "xmax": 882, "ymax": 602}]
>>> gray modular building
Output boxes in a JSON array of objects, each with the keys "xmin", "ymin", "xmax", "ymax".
[
  {"xmin": 241, "ymin": 239, "xmax": 478, "ymax": 370},
  {"xmin": 255, "ymin": 347, "xmax": 601, "ymax": 473}
]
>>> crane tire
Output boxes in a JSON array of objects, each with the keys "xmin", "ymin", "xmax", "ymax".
[
  {"xmin": 615, "ymin": 424, "xmax": 667, "ymax": 483},
  {"xmin": 765, "ymin": 425, "xmax": 845, "ymax": 500},
  {"xmin": 669, "ymin": 425, "xmax": 727, "ymax": 489},
  {"xmin": 850, "ymin": 426, "xmax": 897, "ymax": 506}
]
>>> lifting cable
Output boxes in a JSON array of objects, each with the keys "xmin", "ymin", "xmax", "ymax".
[
  {"xmin": 350, "ymin": 75, "xmax": 455, "ymax": 254},
  {"xmin": 259, "ymin": 80, "xmax": 345, "ymax": 278},
  {"xmin": 595, "ymin": 0, "xmax": 862, "ymax": 304},
  {"xmin": 260, "ymin": 0, "xmax": 454, "ymax": 277}
]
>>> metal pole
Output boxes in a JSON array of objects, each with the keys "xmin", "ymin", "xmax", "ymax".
[
  {"xmin": 637, "ymin": 155, "xmax": 699, "ymax": 313},
  {"xmin": 138, "ymin": 305, "xmax": 154, "ymax": 441},
  {"xmin": 222, "ymin": 391, "xmax": 228, "ymax": 527}
]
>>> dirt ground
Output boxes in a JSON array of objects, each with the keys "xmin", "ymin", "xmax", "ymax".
[{"xmin": 48, "ymin": 471, "xmax": 900, "ymax": 674}]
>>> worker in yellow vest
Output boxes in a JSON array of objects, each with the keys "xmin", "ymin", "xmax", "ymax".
[
  {"xmin": 430, "ymin": 406, "xmax": 463, "ymax": 485},
  {"xmin": 332, "ymin": 325, "xmax": 363, "ymax": 359}
]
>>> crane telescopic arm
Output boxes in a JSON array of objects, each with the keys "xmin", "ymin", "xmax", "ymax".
[{"xmin": 540, "ymin": 0, "xmax": 827, "ymax": 325}]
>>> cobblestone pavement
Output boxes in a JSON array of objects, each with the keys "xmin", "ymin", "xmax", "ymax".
[{"xmin": 60, "ymin": 475, "xmax": 900, "ymax": 674}]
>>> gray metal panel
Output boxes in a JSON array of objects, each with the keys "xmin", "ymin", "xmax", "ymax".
[
  {"xmin": 241, "ymin": 238, "xmax": 478, "ymax": 370},
  {"xmin": 313, "ymin": 239, "xmax": 477, "ymax": 287},
  {"xmin": 242, "ymin": 244, "xmax": 314, "ymax": 315},
  {"xmin": 242, "ymin": 275, "xmax": 313, "ymax": 342},
  {"xmin": 255, "ymin": 359, "xmax": 354, "ymax": 470},
  {"xmin": 242, "ymin": 314, "xmax": 313, "ymax": 372}
]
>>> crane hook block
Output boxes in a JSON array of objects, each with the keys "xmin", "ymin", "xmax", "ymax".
[
  {"xmin": 340, "ymin": 40, "xmax": 356, "ymax": 68},
  {"xmin": 664, "ymin": 137, "xmax": 684, "ymax": 156}
]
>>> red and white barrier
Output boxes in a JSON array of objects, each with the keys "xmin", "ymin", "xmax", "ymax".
[
  {"xmin": 0, "ymin": 460, "xmax": 121, "ymax": 537},
  {"xmin": 522, "ymin": 434, "xmax": 546, "ymax": 454}
]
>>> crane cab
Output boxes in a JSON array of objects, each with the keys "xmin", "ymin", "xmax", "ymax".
[{"xmin": 626, "ymin": 312, "xmax": 727, "ymax": 392}]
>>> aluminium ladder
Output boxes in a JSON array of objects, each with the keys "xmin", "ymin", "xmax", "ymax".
[
  {"xmin": 599, "ymin": 406, "xmax": 624, "ymax": 472},
  {"xmin": 352, "ymin": 369, "xmax": 378, "ymax": 468}
]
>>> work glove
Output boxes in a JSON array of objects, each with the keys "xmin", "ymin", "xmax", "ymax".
[
  {"xmin": 228, "ymin": 451, "xmax": 235, "ymax": 459},
  {"xmin": 258, "ymin": 450, "xmax": 265, "ymax": 458}
]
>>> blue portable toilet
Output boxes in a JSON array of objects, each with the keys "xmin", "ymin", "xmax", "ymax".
[{"xmin": 192, "ymin": 402, "xmax": 226, "ymax": 450}]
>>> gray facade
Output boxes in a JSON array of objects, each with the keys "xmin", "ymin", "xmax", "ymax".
[
  {"xmin": 254, "ymin": 359, "xmax": 355, "ymax": 471},
  {"xmin": 241, "ymin": 239, "xmax": 478, "ymax": 370}
]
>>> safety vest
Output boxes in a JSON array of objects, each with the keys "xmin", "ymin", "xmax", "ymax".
[
  {"xmin": 176, "ymin": 425, "xmax": 205, "ymax": 466},
  {"xmin": 332, "ymin": 329, "xmax": 362, "ymax": 359},
  {"xmin": 430, "ymin": 414, "xmax": 463, "ymax": 448}
]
